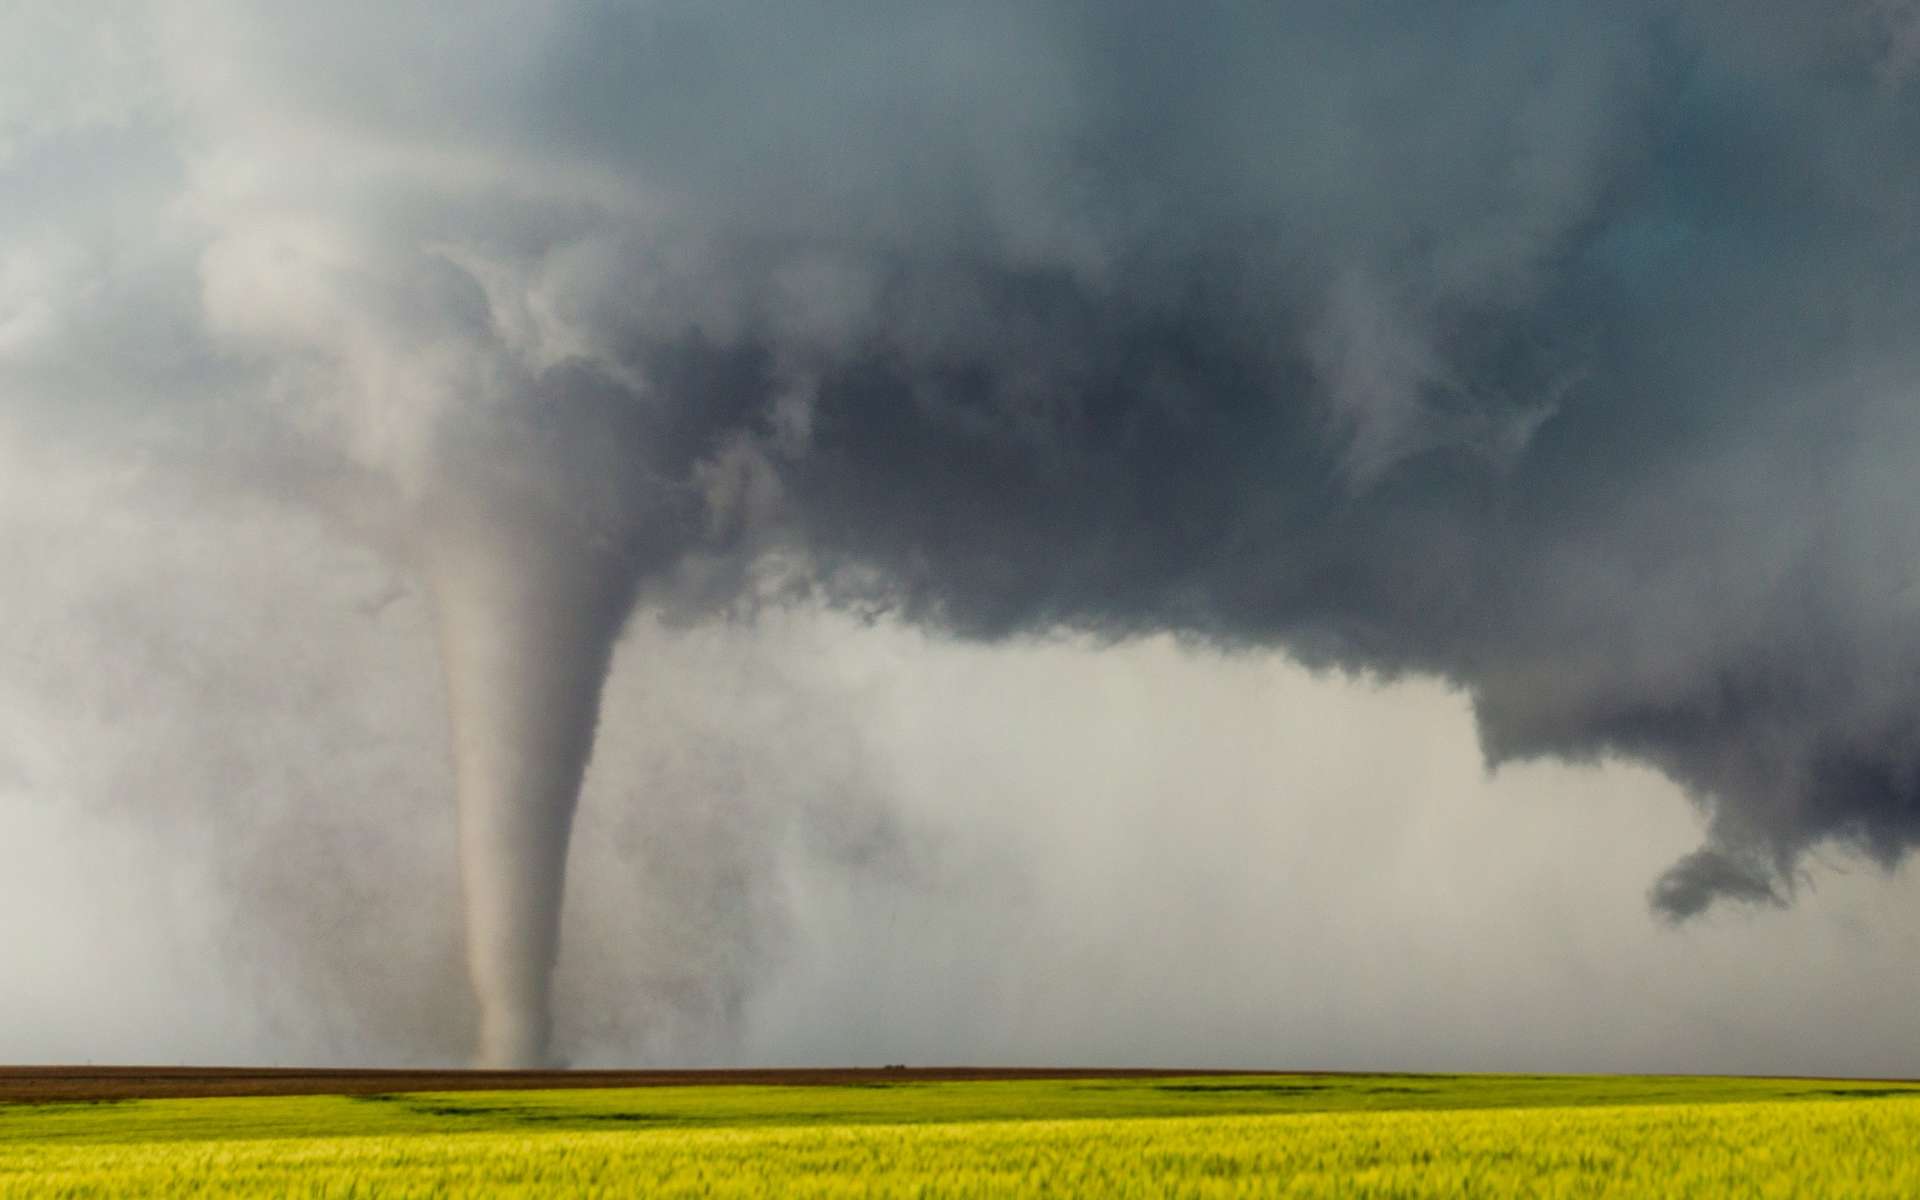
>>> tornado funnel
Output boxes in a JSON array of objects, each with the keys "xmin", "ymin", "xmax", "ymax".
[{"xmin": 426, "ymin": 495, "xmax": 635, "ymax": 1068}]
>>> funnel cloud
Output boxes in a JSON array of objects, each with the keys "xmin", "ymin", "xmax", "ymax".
[
  {"xmin": 8, "ymin": 2, "xmax": 1920, "ymax": 1065},
  {"xmin": 427, "ymin": 496, "xmax": 636, "ymax": 1066}
]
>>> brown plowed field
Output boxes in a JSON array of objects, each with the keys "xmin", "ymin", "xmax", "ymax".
[{"xmin": 0, "ymin": 1066, "xmax": 1281, "ymax": 1104}]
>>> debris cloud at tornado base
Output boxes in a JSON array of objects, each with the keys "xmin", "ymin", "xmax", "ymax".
[{"xmin": 9, "ymin": 2, "xmax": 1920, "ymax": 1064}]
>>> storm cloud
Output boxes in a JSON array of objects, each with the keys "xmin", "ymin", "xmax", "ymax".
[{"xmin": 7, "ymin": 0, "xmax": 1920, "ymax": 1058}]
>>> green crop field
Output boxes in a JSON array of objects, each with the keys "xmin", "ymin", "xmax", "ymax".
[{"xmin": 4, "ymin": 1073, "xmax": 1918, "ymax": 1197}]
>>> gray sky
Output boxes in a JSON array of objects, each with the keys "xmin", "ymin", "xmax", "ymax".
[
  {"xmin": 6, "ymin": 2, "xmax": 1920, "ymax": 1071},
  {"xmin": 2, "ymin": 440, "xmax": 1917, "ymax": 1073}
]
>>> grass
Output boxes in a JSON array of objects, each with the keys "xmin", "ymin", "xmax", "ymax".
[{"xmin": 3, "ymin": 1074, "xmax": 1918, "ymax": 1196}]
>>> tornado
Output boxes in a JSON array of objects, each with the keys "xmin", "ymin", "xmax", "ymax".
[{"xmin": 424, "ymin": 488, "xmax": 638, "ymax": 1068}]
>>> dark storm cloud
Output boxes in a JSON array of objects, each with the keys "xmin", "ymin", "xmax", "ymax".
[{"xmin": 10, "ymin": 0, "xmax": 1920, "ymax": 961}]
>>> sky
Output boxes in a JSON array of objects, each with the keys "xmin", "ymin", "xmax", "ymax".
[
  {"xmin": 5, "ymin": 1, "xmax": 1920, "ymax": 1071},
  {"xmin": 5, "ymin": 434, "xmax": 1920, "ymax": 1074}
]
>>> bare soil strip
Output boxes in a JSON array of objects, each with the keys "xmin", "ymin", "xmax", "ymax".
[{"xmin": 0, "ymin": 1066, "xmax": 1287, "ymax": 1104}]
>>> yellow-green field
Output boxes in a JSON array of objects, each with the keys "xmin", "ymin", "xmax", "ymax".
[{"xmin": 4, "ymin": 1073, "xmax": 1918, "ymax": 1197}]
